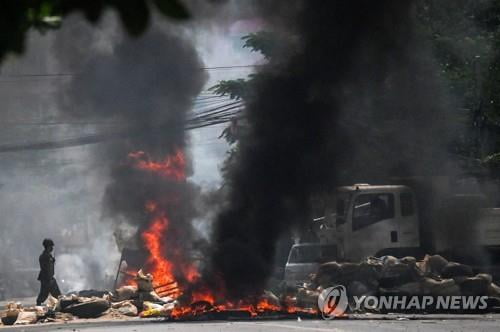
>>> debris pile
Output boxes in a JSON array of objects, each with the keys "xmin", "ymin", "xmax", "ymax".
[
  {"xmin": 4, "ymin": 255, "xmax": 500, "ymax": 326},
  {"xmin": 301, "ymin": 254, "xmax": 500, "ymax": 313}
]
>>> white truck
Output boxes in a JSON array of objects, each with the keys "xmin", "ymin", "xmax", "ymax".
[{"xmin": 312, "ymin": 183, "xmax": 500, "ymax": 266}]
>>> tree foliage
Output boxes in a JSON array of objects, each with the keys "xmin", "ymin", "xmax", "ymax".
[
  {"xmin": 208, "ymin": 78, "xmax": 251, "ymax": 101},
  {"xmin": 242, "ymin": 31, "xmax": 277, "ymax": 60},
  {"xmin": 416, "ymin": 0, "xmax": 500, "ymax": 176},
  {"xmin": 0, "ymin": 0, "xmax": 190, "ymax": 62},
  {"xmin": 213, "ymin": 1, "xmax": 500, "ymax": 179}
]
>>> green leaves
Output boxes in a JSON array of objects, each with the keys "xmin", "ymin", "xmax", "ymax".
[
  {"xmin": 153, "ymin": 0, "xmax": 190, "ymax": 20},
  {"xmin": 0, "ymin": 0, "xmax": 192, "ymax": 62},
  {"xmin": 209, "ymin": 79, "xmax": 250, "ymax": 100},
  {"xmin": 242, "ymin": 31, "xmax": 277, "ymax": 59}
]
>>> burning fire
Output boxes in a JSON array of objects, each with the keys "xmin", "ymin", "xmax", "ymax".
[
  {"xmin": 123, "ymin": 149, "xmax": 318, "ymax": 319},
  {"xmin": 141, "ymin": 201, "xmax": 181, "ymax": 297},
  {"xmin": 128, "ymin": 149, "xmax": 186, "ymax": 181}
]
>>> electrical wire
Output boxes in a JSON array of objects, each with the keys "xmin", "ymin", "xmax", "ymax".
[{"xmin": 0, "ymin": 99, "xmax": 245, "ymax": 152}]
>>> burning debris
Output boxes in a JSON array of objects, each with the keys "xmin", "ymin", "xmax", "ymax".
[
  {"xmin": 103, "ymin": 147, "xmax": 318, "ymax": 320},
  {"xmin": 3, "ymin": 0, "xmax": 500, "ymax": 328},
  {"xmin": 209, "ymin": 0, "xmax": 456, "ymax": 300},
  {"xmin": 4, "ymin": 252, "xmax": 500, "ymax": 326}
]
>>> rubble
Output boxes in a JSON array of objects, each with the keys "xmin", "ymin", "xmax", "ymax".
[
  {"xmin": 307, "ymin": 254, "xmax": 500, "ymax": 313},
  {"xmin": 61, "ymin": 297, "xmax": 110, "ymax": 318},
  {"xmin": 112, "ymin": 285, "xmax": 138, "ymax": 302},
  {"xmin": 112, "ymin": 300, "xmax": 138, "ymax": 317},
  {"xmin": 14, "ymin": 311, "xmax": 38, "ymax": 325},
  {"xmin": 2, "ymin": 257, "xmax": 500, "ymax": 326},
  {"xmin": 1, "ymin": 302, "xmax": 22, "ymax": 325},
  {"xmin": 139, "ymin": 301, "xmax": 177, "ymax": 318}
]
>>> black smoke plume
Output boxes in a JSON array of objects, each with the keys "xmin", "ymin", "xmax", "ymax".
[
  {"xmin": 210, "ymin": 0, "xmax": 453, "ymax": 297},
  {"xmin": 58, "ymin": 18, "xmax": 207, "ymax": 278}
]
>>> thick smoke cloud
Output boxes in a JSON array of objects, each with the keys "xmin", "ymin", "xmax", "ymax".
[
  {"xmin": 0, "ymin": 25, "xmax": 119, "ymax": 295},
  {"xmin": 0, "ymin": 9, "xmax": 210, "ymax": 296},
  {"xmin": 58, "ymin": 18, "xmax": 208, "ymax": 279},
  {"xmin": 210, "ymin": 0, "xmax": 454, "ymax": 297}
]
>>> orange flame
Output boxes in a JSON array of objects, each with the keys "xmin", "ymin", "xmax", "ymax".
[
  {"xmin": 141, "ymin": 201, "xmax": 180, "ymax": 295},
  {"xmin": 124, "ymin": 148, "xmax": 319, "ymax": 319},
  {"xmin": 128, "ymin": 149, "xmax": 186, "ymax": 181}
]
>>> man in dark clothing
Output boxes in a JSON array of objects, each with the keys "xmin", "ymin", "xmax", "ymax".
[{"xmin": 36, "ymin": 238, "xmax": 61, "ymax": 305}]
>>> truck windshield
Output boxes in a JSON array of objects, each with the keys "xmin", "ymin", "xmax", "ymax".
[{"xmin": 288, "ymin": 245, "xmax": 337, "ymax": 264}]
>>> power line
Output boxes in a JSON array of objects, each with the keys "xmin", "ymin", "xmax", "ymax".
[
  {"xmin": 0, "ymin": 95, "xmax": 238, "ymax": 127},
  {"xmin": 199, "ymin": 64, "xmax": 262, "ymax": 71},
  {"xmin": 0, "ymin": 64, "xmax": 262, "ymax": 80},
  {"xmin": 0, "ymin": 73, "xmax": 73, "ymax": 78},
  {"xmin": 0, "ymin": 101, "xmax": 245, "ymax": 152}
]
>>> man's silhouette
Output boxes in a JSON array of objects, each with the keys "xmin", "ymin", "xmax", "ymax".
[{"xmin": 36, "ymin": 238, "xmax": 61, "ymax": 305}]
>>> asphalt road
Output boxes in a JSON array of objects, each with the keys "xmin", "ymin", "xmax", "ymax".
[{"xmin": 4, "ymin": 315, "xmax": 500, "ymax": 332}]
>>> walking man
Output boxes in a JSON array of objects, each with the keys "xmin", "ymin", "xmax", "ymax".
[{"xmin": 36, "ymin": 238, "xmax": 61, "ymax": 305}]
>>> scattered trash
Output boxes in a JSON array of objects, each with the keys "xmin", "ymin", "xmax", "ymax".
[
  {"xmin": 1, "ymin": 302, "xmax": 22, "ymax": 325},
  {"xmin": 14, "ymin": 311, "xmax": 37, "ymax": 325}
]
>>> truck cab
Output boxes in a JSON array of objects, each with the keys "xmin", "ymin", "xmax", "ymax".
[{"xmin": 319, "ymin": 184, "xmax": 420, "ymax": 261}]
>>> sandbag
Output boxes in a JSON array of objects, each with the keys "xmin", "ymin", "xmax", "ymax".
[
  {"xmin": 348, "ymin": 280, "xmax": 377, "ymax": 297},
  {"xmin": 487, "ymin": 282, "xmax": 500, "ymax": 297},
  {"xmin": 460, "ymin": 275, "xmax": 489, "ymax": 296},
  {"xmin": 380, "ymin": 281, "xmax": 422, "ymax": 296},
  {"xmin": 113, "ymin": 301, "xmax": 138, "ymax": 317},
  {"xmin": 62, "ymin": 298, "xmax": 110, "ymax": 318},
  {"xmin": 337, "ymin": 263, "xmax": 362, "ymax": 283},
  {"xmin": 356, "ymin": 257, "xmax": 383, "ymax": 288},
  {"xmin": 135, "ymin": 269, "xmax": 154, "ymax": 292},
  {"xmin": 139, "ymin": 301, "xmax": 176, "ymax": 318},
  {"xmin": 112, "ymin": 285, "xmax": 138, "ymax": 302},
  {"xmin": 314, "ymin": 262, "xmax": 341, "ymax": 287},
  {"xmin": 441, "ymin": 262, "xmax": 473, "ymax": 279},
  {"xmin": 421, "ymin": 278, "xmax": 460, "ymax": 296},
  {"xmin": 78, "ymin": 289, "xmax": 110, "ymax": 298},
  {"xmin": 400, "ymin": 256, "xmax": 417, "ymax": 266},
  {"xmin": 14, "ymin": 311, "xmax": 37, "ymax": 325},
  {"xmin": 137, "ymin": 291, "xmax": 158, "ymax": 302},
  {"xmin": 379, "ymin": 259, "xmax": 414, "ymax": 288},
  {"xmin": 316, "ymin": 262, "xmax": 364, "ymax": 283},
  {"xmin": 476, "ymin": 273, "xmax": 493, "ymax": 284},
  {"xmin": 1, "ymin": 302, "xmax": 22, "ymax": 325},
  {"xmin": 46, "ymin": 295, "xmax": 59, "ymax": 311},
  {"xmin": 139, "ymin": 301, "xmax": 177, "ymax": 318},
  {"xmin": 58, "ymin": 295, "xmax": 80, "ymax": 310},
  {"xmin": 424, "ymin": 255, "xmax": 448, "ymax": 275}
]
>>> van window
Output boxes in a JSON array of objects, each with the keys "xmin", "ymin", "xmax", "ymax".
[
  {"xmin": 352, "ymin": 193, "xmax": 394, "ymax": 231},
  {"xmin": 400, "ymin": 192, "xmax": 414, "ymax": 216},
  {"xmin": 288, "ymin": 245, "xmax": 337, "ymax": 263}
]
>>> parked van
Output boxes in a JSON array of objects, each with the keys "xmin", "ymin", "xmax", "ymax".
[{"xmin": 284, "ymin": 243, "xmax": 337, "ymax": 286}]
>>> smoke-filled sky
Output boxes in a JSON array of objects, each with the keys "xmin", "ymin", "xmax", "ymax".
[
  {"xmin": 208, "ymin": 0, "xmax": 461, "ymax": 298},
  {"xmin": 0, "ymin": 0, "xmax": 484, "ymax": 300},
  {"xmin": 0, "ymin": 2, "xmax": 262, "ymax": 295}
]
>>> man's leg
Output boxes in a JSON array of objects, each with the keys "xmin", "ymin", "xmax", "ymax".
[
  {"xmin": 36, "ymin": 280, "xmax": 50, "ymax": 306},
  {"xmin": 49, "ymin": 278, "xmax": 61, "ymax": 298}
]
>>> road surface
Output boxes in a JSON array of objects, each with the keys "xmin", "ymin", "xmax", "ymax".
[{"xmin": 4, "ymin": 315, "xmax": 500, "ymax": 332}]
